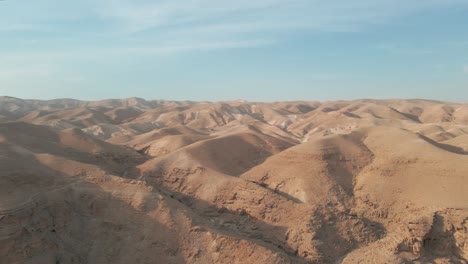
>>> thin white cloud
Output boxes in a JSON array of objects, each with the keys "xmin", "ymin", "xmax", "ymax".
[
  {"xmin": 1, "ymin": 0, "xmax": 468, "ymax": 58},
  {"xmin": 308, "ymin": 73, "xmax": 362, "ymax": 80},
  {"xmin": 374, "ymin": 43, "xmax": 435, "ymax": 55},
  {"xmin": 0, "ymin": 39, "xmax": 272, "ymax": 64},
  {"xmin": 98, "ymin": 0, "xmax": 288, "ymax": 32},
  {"xmin": 0, "ymin": 39, "xmax": 270, "ymax": 86},
  {"xmin": 0, "ymin": 24, "xmax": 44, "ymax": 32},
  {"xmin": 0, "ymin": 65, "xmax": 55, "ymax": 78},
  {"xmin": 87, "ymin": 0, "xmax": 468, "ymax": 56},
  {"xmin": 120, "ymin": 40, "xmax": 273, "ymax": 55},
  {"xmin": 97, "ymin": 0, "xmax": 468, "ymax": 34}
]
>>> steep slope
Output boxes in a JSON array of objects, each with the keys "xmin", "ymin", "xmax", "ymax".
[
  {"xmin": 443, "ymin": 134, "xmax": 468, "ymax": 151},
  {"xmin": 341, "ymin": 127, "xmax": 467, "ymax": 263},
  {"xmin": 1, "ymin": 98, "xmax": 467, "ymax": 263},
  {"xmin": 241, "ymin": 126, "xmax": 468, "ymax": 263},
  {"xmin": 139, "ymin": 128, "xmax": 295, "ymax": 176},
  {"xmin": 241, "ymin": 131, "xmax": 373, "ymax": 204},
  {"xmin": 19, "ymin": 108, "xmax": 117, "ymax": 130},
  {"xmin": 0, "ymin": 122, "xmax": 143, "ymax": 176},
  {"xmin": 0, "ymin": 122, "xmax": 305, "ymax": 264}
]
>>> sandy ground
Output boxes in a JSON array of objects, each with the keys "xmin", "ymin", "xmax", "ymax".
[{"xmin": 0, "ymin": 96, "xmax": 467, "ymax": 263}]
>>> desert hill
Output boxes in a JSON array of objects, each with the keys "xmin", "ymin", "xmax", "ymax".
[{"xmin": 0, "ymin": 97, "xmax": 467, "ymax": 263}]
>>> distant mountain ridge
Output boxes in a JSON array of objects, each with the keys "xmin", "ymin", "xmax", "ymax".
[{"xmin": 1, "ymin": 96, "xmax": 467, "ymax": 263}]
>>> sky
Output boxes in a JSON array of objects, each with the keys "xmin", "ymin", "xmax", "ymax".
[{"xmin": 0, "ymin": 0, "xmax": 468, "ymax": 102}]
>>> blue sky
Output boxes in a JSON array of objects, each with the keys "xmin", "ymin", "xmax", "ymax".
[{"xmin": 0, "ymin": 0, "xmax": 467, "ymax": 102}]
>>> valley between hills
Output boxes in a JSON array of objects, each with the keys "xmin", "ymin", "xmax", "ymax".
[{"xmin": 0, "ymin": 96, "xmax": 467, "ymax": 263}]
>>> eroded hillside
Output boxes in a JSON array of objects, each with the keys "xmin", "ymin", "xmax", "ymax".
[{"xmin": 0, "ymin": 96, "xmax": 467, "ymax": 263}]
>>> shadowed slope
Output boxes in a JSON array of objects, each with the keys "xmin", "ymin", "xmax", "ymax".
[{"xmin": 1, "ymin": 98, "xmax": 468, "ymax": 263}]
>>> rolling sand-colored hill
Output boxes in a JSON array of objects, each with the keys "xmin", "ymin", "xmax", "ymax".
[{"xmin": 0, "ymin": 97, "xmax": 467, "ymax": 263}]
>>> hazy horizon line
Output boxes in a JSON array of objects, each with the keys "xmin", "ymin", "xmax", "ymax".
[{"xmin": 1, "ymin": 95, "xmax": 465, "ymax": 104}]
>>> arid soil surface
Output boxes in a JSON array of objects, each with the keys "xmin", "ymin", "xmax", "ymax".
[{"xmin": 0, "ymin": 96, "xmax": 467, "ymax": 263}]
